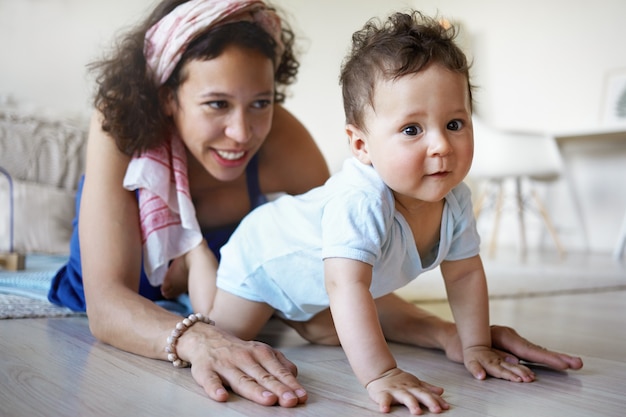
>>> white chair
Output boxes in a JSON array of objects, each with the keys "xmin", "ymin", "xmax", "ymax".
[{"xmin": 469, "ymin": 118, "xmax": 585, "ymax": 259}]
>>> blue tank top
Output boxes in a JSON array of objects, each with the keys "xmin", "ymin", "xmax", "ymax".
[{"xmin": 47, "ymin": 154, "xmax": 267, "ymax": 312}]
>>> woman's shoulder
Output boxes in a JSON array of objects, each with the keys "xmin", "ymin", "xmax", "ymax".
[
  {"xmin": 81, "ymin": 111, "xmax": 135, "ymax": 206},
  {"xmin": 86, "ymin": 111, "xmax": 132, "ymax": 174},
  {"xmin": 257, "ymin": 105, "xmax": 330, "ymax": 195}
]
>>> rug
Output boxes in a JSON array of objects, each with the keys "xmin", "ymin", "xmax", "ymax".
[
  {"xmin": 0, "ymin": 254, "xmax": 83, "ymax": 319},
  {"xmin": 0, "ymin": 293, "xmax": 83, "ymax": 319},
  {"xmin": 0, "ymin": 254, "xmax": 193, "ymax": 319}
]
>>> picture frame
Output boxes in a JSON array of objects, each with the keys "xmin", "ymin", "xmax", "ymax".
[{"xmin": 600, "ymin": 67, "xmax": 626, "ymax": 126}]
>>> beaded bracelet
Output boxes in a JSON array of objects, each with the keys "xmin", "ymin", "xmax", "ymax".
[{"xmin": 165, "ymin": 313, "xmax": 215, "ymax": 368}]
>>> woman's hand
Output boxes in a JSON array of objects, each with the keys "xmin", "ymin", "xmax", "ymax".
[
  {"xmin": 371, "ymin": 294, "xmax": 584, "ymax": 372},
  {"xmin": 178, "ymin": 322, "xmax": 307, "ymax": 408},
  {"xmin": 489, "ymin": 325, "xmax": 584, "ymax": 371},
  {"xmin": 443, "ymin": 325, "xmax": 583, "ymax": 371}
]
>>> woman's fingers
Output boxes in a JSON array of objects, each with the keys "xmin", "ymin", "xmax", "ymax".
[
  {"xmin": 236, "ymin": 346, "xmax": 307, "ymax": 407},
  {"xmin": 491, "ymin": 325, "xmax": 583, "ymax": 370},
  {"xmin": 192, "ymin": 367, "xmax": 231, "ymax": 402},
  {"xmin": 192, "ymin": 341, "xmax": 306, "ymax": 408},
  {"xmin": 273, "ymin": 349, "xmax": 299, "ymax": 377}
]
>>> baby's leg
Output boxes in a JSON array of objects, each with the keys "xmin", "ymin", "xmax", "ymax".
[
  {"xmin": 284, "ymin": 308, "xmax": 340, "ymax": 346},
  {"xmin": 210, "ymin": 289, "xmax": 275, "ymax": 341}
]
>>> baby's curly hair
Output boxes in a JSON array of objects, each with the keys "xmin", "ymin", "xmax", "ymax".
[
  {"xmin": 340, "ymin": 10, "xmax": 473, "ymax": 131},
  {"xmin": 89, "ymin": 0, "xmax": 299, "ymax": 156}
]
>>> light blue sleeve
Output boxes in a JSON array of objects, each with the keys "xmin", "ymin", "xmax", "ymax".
[
  {"xmin": 320, "ymin": 190, "xmax": 393, "ymax": 266},
  {"xmin": 445, "ymin": 183, "xmax": 482, "ymax": 261}
]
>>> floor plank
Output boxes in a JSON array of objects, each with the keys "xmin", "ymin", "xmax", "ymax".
[{"xmin": 1, "ymin": 251, "xmax": 625, "ymax": 416}]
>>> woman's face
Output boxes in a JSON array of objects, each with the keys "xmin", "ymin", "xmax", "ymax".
[{"xmin": 167, "ymin": 44, "xmax": 275, "ymax": 182}]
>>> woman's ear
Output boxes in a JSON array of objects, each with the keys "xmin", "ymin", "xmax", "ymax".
[
  {"xmin": 346, "ymin": 124, "xmax": 372, "ymax": 165},
  {"xmin": 160, "ymin": 88, "xmax": 175, "ymax": 117}
]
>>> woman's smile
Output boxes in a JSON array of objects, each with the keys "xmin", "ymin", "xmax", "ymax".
[{"xmin": 211, "ymin": 148, "xmax": 249, "ymax": 168}]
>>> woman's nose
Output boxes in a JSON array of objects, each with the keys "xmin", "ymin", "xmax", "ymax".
[{"xmin": 225, "ymin": 110, "xmax": 252, "ymax": 143}]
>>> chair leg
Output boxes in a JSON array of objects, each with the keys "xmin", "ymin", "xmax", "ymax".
[
  {"xmin": 613, "ymin": 212, "xmax": 626, "ymax": 261},
  {"xmin": 488, "ymin": 181, "xmax": 504, "ymax": 258},
  {"xmin": 529, "ymin": 188, "xmax": 565, "ymax": 258},
  {"xmin": 515, "ymin": 178, "xmax": 527, "ymax": 260},
  {"xmin": 473, "ymin": 184, "xmax": 489, "ymax": 219},
  {"xmin": 560, "ymin": 160, "xmax": 589, "ymax": 251}
]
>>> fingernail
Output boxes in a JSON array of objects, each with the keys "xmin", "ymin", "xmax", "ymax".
[
  {"xmin": 282, "ymin": 392, "xmax": 296, "ymax": 400},
  {"xmin": 295, "ymin": 389, "xmax": 307, "ymax": 398},
  {"xmin": 262, "ymin": 391, "xmax": 274, "ymax": 398},
  {"xmin": 216, "ymin": 388, "xmax": 227, "ymax": 396}
]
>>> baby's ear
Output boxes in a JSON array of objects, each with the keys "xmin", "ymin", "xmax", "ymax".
[{"xmin": 346, "ymin": 124, "xmax": 372, "ymax": 165}]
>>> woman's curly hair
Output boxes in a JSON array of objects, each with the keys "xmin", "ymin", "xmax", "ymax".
[
  {"xmin": 89, "ymin": 0, "xmax": 299, "ymax": 156},
  {"xmin": 340, "ymin": 10, "xmax": 473, "ymax": 131}
]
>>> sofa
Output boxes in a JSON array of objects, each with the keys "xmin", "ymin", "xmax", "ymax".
[{"xmin": 0, "ymin": 107, "xmax": 88, "ymax": 257}]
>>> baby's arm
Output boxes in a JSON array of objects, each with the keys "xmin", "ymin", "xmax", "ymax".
[
  {"xmin": 440, "ymin": 255, "xmax": 535, "ymax": 382},
  {"xmin": 185, "ymin": 240, "xmax": 219, "ymax": 315},
  {"xmin": 324, "ymin": 258, "xmax": 449, "ymax": 414}
]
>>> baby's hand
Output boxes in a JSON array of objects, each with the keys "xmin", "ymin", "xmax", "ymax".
[
  {"xmin": 464, "ymin": 346, "xmax": 536, "ymax": 383},
  {"xmin": 366, "ymin": 367, "xmax": 449, "ymax": 415}
]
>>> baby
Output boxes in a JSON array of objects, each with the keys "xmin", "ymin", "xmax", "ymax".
[{"xmin": 205, "ymin": 10, "xmax": 534, "ymax": 414}]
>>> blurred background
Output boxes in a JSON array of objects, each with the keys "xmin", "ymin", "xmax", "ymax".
[{"xmin": 1, "ymin": 0, "xmax": 625, "ymax": 256}]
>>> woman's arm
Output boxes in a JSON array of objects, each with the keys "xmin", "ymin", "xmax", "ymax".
[
  {"xmin": 80, "ymin": 111, "xmax": 174, "ymax": 354},
  {"xmin": 79, "ymin": 112, "xmax": 306, "ymax": 407},
  {"xmin": 375, "ymin": 292, "xmax": 584, "ymax": 371}
]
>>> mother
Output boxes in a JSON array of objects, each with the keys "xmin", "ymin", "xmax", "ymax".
[{"xmin": 48, "ymin": 0, "xmax": 582, "ymax": 409}]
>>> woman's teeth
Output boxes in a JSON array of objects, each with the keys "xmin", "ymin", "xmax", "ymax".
[{"xmin": 216, "ymin": 150, "xmax": 245, "ymax": 160}]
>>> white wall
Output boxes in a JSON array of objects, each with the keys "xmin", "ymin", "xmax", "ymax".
[
  {"xmin": 1, "ymin": 0, "xmax": 625, "ymax": 253},
  {"xmin": 0, "ymin": 0, "xmax": 153, "ymax": 117}
]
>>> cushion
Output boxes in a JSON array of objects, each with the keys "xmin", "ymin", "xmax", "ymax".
[
  {"xmin": 0, "ymin": 108, "xmax": 86, "ymax": 254},
  {"xmin": 0, "ymin": 110, "xmax": 87, "ymax": 190},
  {"xmin": 0, "ymin": 178, "xmax": 75, "ymax": 255}
]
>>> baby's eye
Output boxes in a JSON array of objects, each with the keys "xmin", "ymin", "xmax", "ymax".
[
  {"xmin": 447, "ymin": 120, "xmax": 463, "ymax": 131},
  {"xmin": 207, "ymin": 100, "xmax": 228, "ymax": 109},
  {"xmin": 402, "ymin": 125, "xmax": 422, "ymax": 136}
]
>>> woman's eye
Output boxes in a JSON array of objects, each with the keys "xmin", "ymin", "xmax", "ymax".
[
  {"xmin": 252, "ymin": 99, "xmax": 272, "ymax": 109},
  {"xmin": 207, "ymin": 101, "xmax": 228, "ymax": 109},
  {"xmin": 447, "ymin": 120, "xmax": 463, "ymax": 131},
  {"xmin": 402, "ymin": 125, "xmax": 422, "ymax": 136}
]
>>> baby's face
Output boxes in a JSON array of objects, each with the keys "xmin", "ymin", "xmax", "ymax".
[{"xmin": 356, "ymin": 63, "xmax": 473, "ymax": 205}]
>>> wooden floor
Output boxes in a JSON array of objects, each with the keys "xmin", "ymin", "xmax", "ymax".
[{"xmin": 2, "ymin": 252, "xmax": 625, "ymax": 416}]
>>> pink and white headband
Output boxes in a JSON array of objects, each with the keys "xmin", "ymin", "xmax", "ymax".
[{"xmin": 144, "ymin": 0, "xmax": 284, "ymax": 85}]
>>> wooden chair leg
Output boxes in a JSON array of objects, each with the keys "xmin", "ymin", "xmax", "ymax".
[
  {"xmin": 530, "ymin": 188, "xmax": 565, "ymax": 258},
  {"xmin": 515, "ymin": 178, "xmax": 527, "ymax": 260},
  {"xmin": 488, "ymin": 181, "xmax": 504, "ymax": 258},
  {"xmin": 0, "ymin": 252, "xmax": 26, "ymax": 270},
  {"xmin": 613, "ymin": 212, "xmax": 626, "ymax": 261},
  {"xmin": 473, "ymin": 185, "xmax": 488, "ymax": 219}
]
